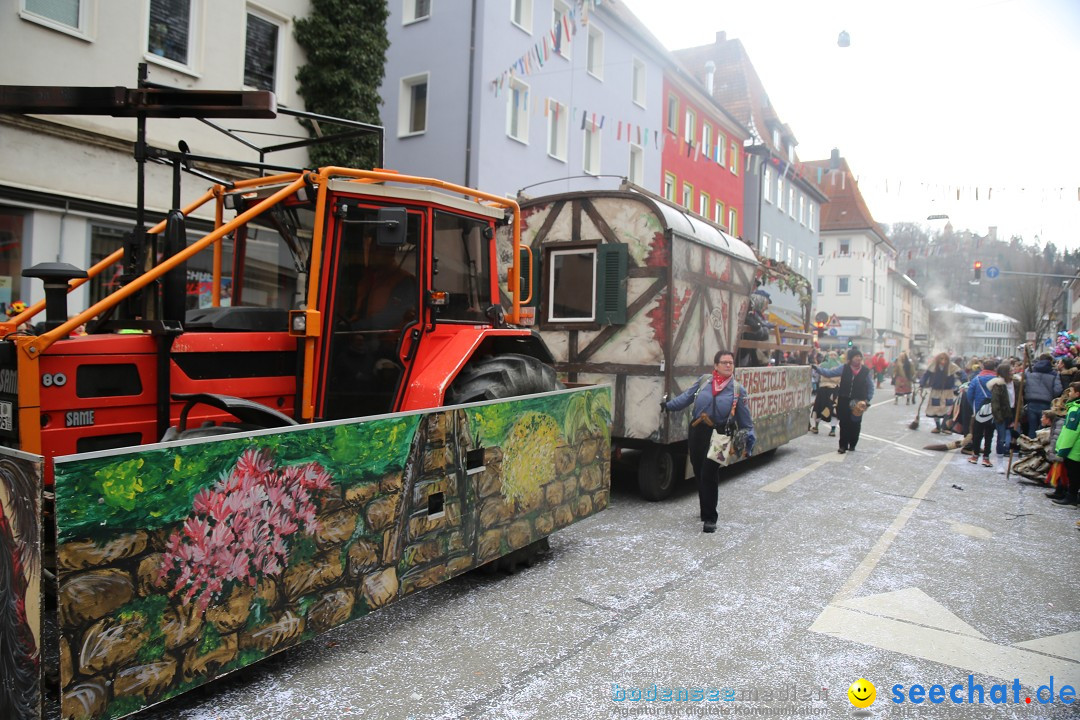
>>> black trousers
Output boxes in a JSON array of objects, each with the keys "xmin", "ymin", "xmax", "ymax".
[
  {"xmin": 836, "ymin": 397, "xmax": 863, "ymax": 450},
  {"xmin": 688, "ymin": 421, "xmax": 721, "ymax": 524},
  {"xmin": 971, "ymin": 419, "xmax": 994, "ymax": 458}
]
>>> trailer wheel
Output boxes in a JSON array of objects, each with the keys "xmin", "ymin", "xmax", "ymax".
[
  {"xmin": 446, "ymin": 353, "xmax": 562, "ymax": 404},
  {"xmin": 638, "ymin": 445, "xmax": 679, "ymax": 501}
]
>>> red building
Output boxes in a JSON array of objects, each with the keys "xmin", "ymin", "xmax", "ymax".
[{"xmin": 659, "ymin": 72, "xmax": 748, "ymax": 236}]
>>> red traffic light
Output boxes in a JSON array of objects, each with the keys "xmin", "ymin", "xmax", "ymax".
[{"xmin": 974, "ymin": 261, "xmax": 982, "ymax": 269}]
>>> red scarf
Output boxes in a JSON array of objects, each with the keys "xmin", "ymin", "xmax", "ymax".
[{"xmin": 712, "ymin": 371, "xmax": 733, "ymax": 395}]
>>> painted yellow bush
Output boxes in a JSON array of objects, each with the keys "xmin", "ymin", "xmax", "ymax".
[{"xmin": 501, "ymin": 412, "xmax": 560, "ymax": 502}]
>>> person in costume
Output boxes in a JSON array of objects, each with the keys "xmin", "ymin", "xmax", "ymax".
[
  {"xmin": 814, "ymin": 348, "xmax": 874, "ymax": 454},
  {"xmin": 811, "ymin": 351, "xmax": 841, "ymax": 437},
  {"xmin": 920, "ymin": 352, "xmax": 963, "ymax": 434}
]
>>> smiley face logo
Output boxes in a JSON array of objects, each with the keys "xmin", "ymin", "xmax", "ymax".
[{"xmin": 847, "ymin": 678, "xmax": 876, "ymax": 708}]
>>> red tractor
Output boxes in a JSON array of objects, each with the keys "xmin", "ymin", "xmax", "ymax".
[{"xmin": 0, "ymin": 78, "xmax": 557, "ymax": 478}]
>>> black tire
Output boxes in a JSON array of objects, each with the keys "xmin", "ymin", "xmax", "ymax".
[
  {"xmin": 638, "ymin": 445, "xmax": 679, "ymax": 501},
  {"xmin": 446, "ymin": 353, "xmax": 562, "ymax": 404}
]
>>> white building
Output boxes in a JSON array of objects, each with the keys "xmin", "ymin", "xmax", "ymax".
[
  {"xmin": 0, "ymin": 0, "xmax": 311, "ymax": 313},
  {"xmin": 930, "ymin": 303, "xmax": 1019, "ymax": 358}
]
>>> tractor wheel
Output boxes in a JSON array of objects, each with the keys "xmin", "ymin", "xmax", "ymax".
[
  {"xmin": 446, "ymin": 353, "xmax": 562, "ymax": 404},
  {"xmin": 637, "ymin": 445, "xmax": 680, "ymax": 501}
]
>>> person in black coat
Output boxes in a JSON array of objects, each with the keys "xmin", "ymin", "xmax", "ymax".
[{"xmin": 814, "ymin": 348, "xmax": 875, "ymax": 453}]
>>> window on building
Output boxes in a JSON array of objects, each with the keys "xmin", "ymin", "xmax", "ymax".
[
  {"xmin": 22, "ymin": 0, "xmax": 85, "ymax": 33},
  {"xmin": 684, "ymin": 108, "xmax": 696, "ymax": 145},
  {"xmin": 772, "ymin": 127, "xmax": 780, "ymax": 148},
  {"xmin": 506, "ymin": 76, "xmax": 529, "ymax": 143},
  {"xmin": 0, "ymin": 209, "xmax": 26, "ymax": 312},
  {"xmin": 583, "ymin": 124, "xmax": 600, "ymax": 174},
  {"xmin": 838, "ymin": 276, "xmax": 850, "ymax": 294},
  {"xmin": 552, "ymin": 0, "xmax": 571, "ymax": 58},
  {"xmin": 716, "ymin": 132, "xmax": 726, "ymax": 166},
  {"xmin": 788, "ymin": 145, "xmax": 795, "ymax": 163},
  {"xmin": 399, "ymin": 73, "xmax": 429, "ymax": 136},
  {"xmin": 547, "ymin": 99, "xmax": 568, "ymax": 161},
  {"xmin": 809, "ymin": 204, "xmax": 816, "ymax": 231},
  {"xmin": 728, "ymin": 140, "xmax": 738, "ymax": 174},
  {"xmin": 728, "ymin": 207, "xmax": 738, "ymax": 235},
  {"xmin": 774, "ymin": 239, "xmax": 783, "ymax": 262},
  {"xmin": 702, "ymin": 124, "xmax": 712, "ymax": 159},
  {"xmin": 786, "ymin": 246, "xmax": 794, "ymax": 266},
  {"xmin": 760, "ymin": 234, "xmax": 769, "ymax": 258},
  {"xmin": 632, "ymin": 57, "xmax": 645, "ymax": 106},
  {"xmin": 664, "ymin": 173, "xmax": 676, "ymax": 202},
  {"xmin": 839, "ymin": 239, "xmax": 850, "ymax": 256},
  {"xmin": 699, "ymin": 192, "xmax": 709, "ymax": 218},
  {"xmin": 404, "ymin": 0, "xmax": 431, "ymax": 23},
  {"xmin": 682, "ymin": 182, "xmax": 693, "ymax": 209},
  {"xmin": 763, "ymin": 167, "xmax": 773, "ymax": 204},
  {"xmin": 244, "ymin": 10, "xmax": 280, "ymax": 92},
  {"xmin": 666, "ymin": 95, "xmax": 678, "ymax": 133},
  {"xmin": 788, "ymin": 186, "xmax": 796, "ymax": 218},
  {"xmin": 799, "ymin": 194, "xmax": 806, "ymax": 225},
  {"xmin": 818, "ymin": 240, "xmax": 823, "ymax": 256},
  {"xmin": 587, "ymin": 25, "xmax": 604, "ymax": 78},
  {"xmin": 511, "ymin": 0, "xmax": 532, "ymax": 32},
  {"xmin": 148, "ymin": 0, "xmax": 195, "ymax": 67},
  {"xmin": 548, "ymin": 248, "xmax": 596, "ymax": 323},
  {"xmin": 714, "ymin": 200, "xmax": 725, "ymax": 225},
  {"xmin": 629, "ymin": 143, "xmax": 644, "ymax": 185},
  {"xmin": 798, "ymin": 252, "xmax": 806, "ymax": 272},
  {"xmin": 87, "ymin": 224, "xmax": 128, "ymax": 306},
  {"xmin": 816, "ymin": 276, "xmax": 823, "ymax": 295},
  {"xmin": 777, "ymin": 179, "xmax": 785, "ymax": 212}
]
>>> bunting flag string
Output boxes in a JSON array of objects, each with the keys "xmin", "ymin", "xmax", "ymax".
[{"xmin": 489, "ymin": 3, "xmax": 591, "ymax": 95}]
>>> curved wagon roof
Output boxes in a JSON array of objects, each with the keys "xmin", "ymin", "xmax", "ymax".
[{"xmin": 519, "ymin": 188, "xmax": 759, "ymax": 267}]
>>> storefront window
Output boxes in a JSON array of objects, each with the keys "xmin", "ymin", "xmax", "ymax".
[{"xmin": 0, "ymin": 209, "xmax": 25, "ymax": 314}]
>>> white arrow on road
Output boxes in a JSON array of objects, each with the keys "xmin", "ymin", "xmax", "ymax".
[{"xmin": 759, "ymin": 450, "xmax": 846, "ymax": 493}]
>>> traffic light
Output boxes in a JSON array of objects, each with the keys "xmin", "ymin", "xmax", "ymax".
[
  {"xmin": 847, "ymin": 339, "xmax": 854, "ymax": 347},
  {"xmin": 973, "ymin": 260, "xmax": 982, "ymax": 280}
]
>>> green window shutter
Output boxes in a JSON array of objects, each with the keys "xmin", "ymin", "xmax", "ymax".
[{"xmin": 596, "ymin": 243, "xmax": 628, "ymax": 325}]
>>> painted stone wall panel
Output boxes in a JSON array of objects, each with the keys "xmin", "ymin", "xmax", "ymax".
[
  {"xmin": 0, "ymin": 448, "xmax": 43, "ymax": 720},
  {"xmin": 52, "ymin": 386, "xmax": 610, "ymax": 720}
]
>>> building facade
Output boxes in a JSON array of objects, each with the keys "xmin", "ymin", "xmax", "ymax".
[
  {"xmin": 0, "ymin": 0, "xmax": 311, "ymax": 313},
  {"xmin": 805, "ymin": 157, "xmax": 895, "ymax": 355},
  {"xmin": 380, "ymin": 0, "xmax": 669, "ymax": 199},
  {"xmin": 672, "ymin": 33, "xmax": 826, "ymax": 325}
]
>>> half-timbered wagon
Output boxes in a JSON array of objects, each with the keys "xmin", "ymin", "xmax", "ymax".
[{"xmin": 501, "ymin": 187, "xmax": 812, "ymax": 499}]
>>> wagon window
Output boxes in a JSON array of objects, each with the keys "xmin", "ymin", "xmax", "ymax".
[{"xmin": 548, "ymin": 248, "xmax": 596, "ymax": 323}]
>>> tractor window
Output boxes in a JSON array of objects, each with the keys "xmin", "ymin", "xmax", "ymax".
[
  {"xmin": 233, "ymin": 202, "xmax": 314, "ymax": 310},
  {"xmin": 323, "ymin": 207, "xmax": 421, "ymax": 420},
  {"xmin": 432, "ymin": 211, "xmax": 491, "ymax": 323}
]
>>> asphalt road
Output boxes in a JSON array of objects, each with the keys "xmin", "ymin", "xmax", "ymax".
[{"xmin": 137, "ymin": 386, "xmax": 1080, "ymax": 720}]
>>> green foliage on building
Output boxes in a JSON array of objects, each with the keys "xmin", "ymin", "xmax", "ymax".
[{"xmin": 294, "ymin": 0, "xmax": 389, "ymax": 169}]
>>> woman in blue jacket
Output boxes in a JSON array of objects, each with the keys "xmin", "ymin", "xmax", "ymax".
[
  {"xmin": 1024, "ymin": 354, "xmax": 1062, "ymax": 437},
  {"xmin": 663, "ymin": 350, "xmax": 755, "ymax": 533}
]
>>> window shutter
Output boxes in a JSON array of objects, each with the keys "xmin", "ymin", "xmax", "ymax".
[{"xmin": 595, "ymin": 243, "xmax": 628, "ymax": 325}]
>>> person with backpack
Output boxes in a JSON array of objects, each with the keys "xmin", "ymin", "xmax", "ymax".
[
  {"xmin": 1024, "ymin": 353, "xmax": 1062, "ymax": 438},
  {"xmin": 966, "ymin": 358, "xmax": 999, "ymax": 467},
  {"xmin": 813, "ymin": 347, "xmax": 874, "ymax": 454},
  {"xmin": 662, "ymin": 350, "xmax": 755, "ymax": 533}
]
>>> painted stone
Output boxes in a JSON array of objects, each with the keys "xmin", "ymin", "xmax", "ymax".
[
  {"xmin": 136, "ymin": 553, "xmax": 167, "ymax": 596},
  {"xmin": 365, "ymin": 494, "xmax": 400, "ymax": 532},
  {"xmin": 161, "ymin": 602, "xmax": 204, "ymax": 650},
  {"xmin": 57, "ymin": 531, "xmax": 148, "ymax": 571},
  {"xmin": 306, "ymin": 589, "xmax": 355, "ymax": 633},
  {"xmin": 79, "ymin": 614, "xmax": 149, "ymax": 675},
  {"xmin": 60, "ymin": 677, "xmax": 108, "ymax": 720},
  {"xmin": 113, "ymin": 658, "xmax": 178, "ymax": 699},
  {"xmin": 361, "ymin": 567, "xmax": 399, "ymax": 609},
  {"xmin": 240, "ymin": 610, "xmax": 305, "ymax": 652},
  {"xmin": 181, "ymin": 632, "xmax": 238, "ymax": 683},
  {"xmin": 60, "ymin": 569, "xmax": 134, "ymax": 628},
  {"xmin": 206, "ymin": 584, "xmax": 255, "ymax": 634},
  {"xmin": 283, "ymin": 551, "xmax": 344, "ymax": 601},
  {"xmin": 347, "ymin": 539, "xmax": 380, "ymax": 578},
  {"xmin": 315, "ymin": 509, "xmax": 358, "ymax": 549}
]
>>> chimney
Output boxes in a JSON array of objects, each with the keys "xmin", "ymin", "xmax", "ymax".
[
  {"xmin": 705, "ymin": 60, "xmax": 716, "ymax": 95},
  {"xmin": 715, "ymin": 31, "xmax": 726, "ymax": 44},
  {"xmin": 988, "ymin": 226, "xmax": 997, "ymax": 242},
  {"xmin": 829, "ymin": 148, "xmax": 840, "ymax": 169}
]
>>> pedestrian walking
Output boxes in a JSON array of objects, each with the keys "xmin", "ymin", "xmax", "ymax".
[
  {"xmin": 1023, "ymin": 353, "xmax": 1062, "ymax": 438},
  {"xmin": 811, "ymin": 351, "xmax": 841, "ymax": 437},
  {"xmin": 920, "ymin": 352, "xmax": 963, "ymax": 433},
  {"xmin": 966, "ymin": 359, "xmax": 998, "ymax": 467},
  {"xmin": 662, "ymin": 350, "xmax": 756, "ymax": 533},
  {"xmin": 892, "ymin": 352, "xmax": 915, "ymax": 404},
  {"xmin": 871, "ymin": 352, "xmax": 889, "ymax": 389},
  {"xmin": 813, "ymin": 348, "xmax": 874, "ymax": 454}
]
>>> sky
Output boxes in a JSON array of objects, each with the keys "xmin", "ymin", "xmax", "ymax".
[{"xmin": 618, "ymin": 0, "xmax": 1080, "ymax": 251}]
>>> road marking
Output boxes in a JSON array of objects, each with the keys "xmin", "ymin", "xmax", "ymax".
[
  {"xmin": 759, "ymin": 451, "xmax": 846, "ymax": 493},
  {"xmin": 831, "ymin": 450, "xmax": 952, "ymax": 603},
  {"xmin": 1015, "ymin": 631, "xmax": 1080, "ymax": 662},
  {"xmin": 859, "ymin": 432, "xmax": 934, "ymax": 457},
  {"xmin": 810, "ymin": 602, "xmax": 1080, "ymax": 690}
]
